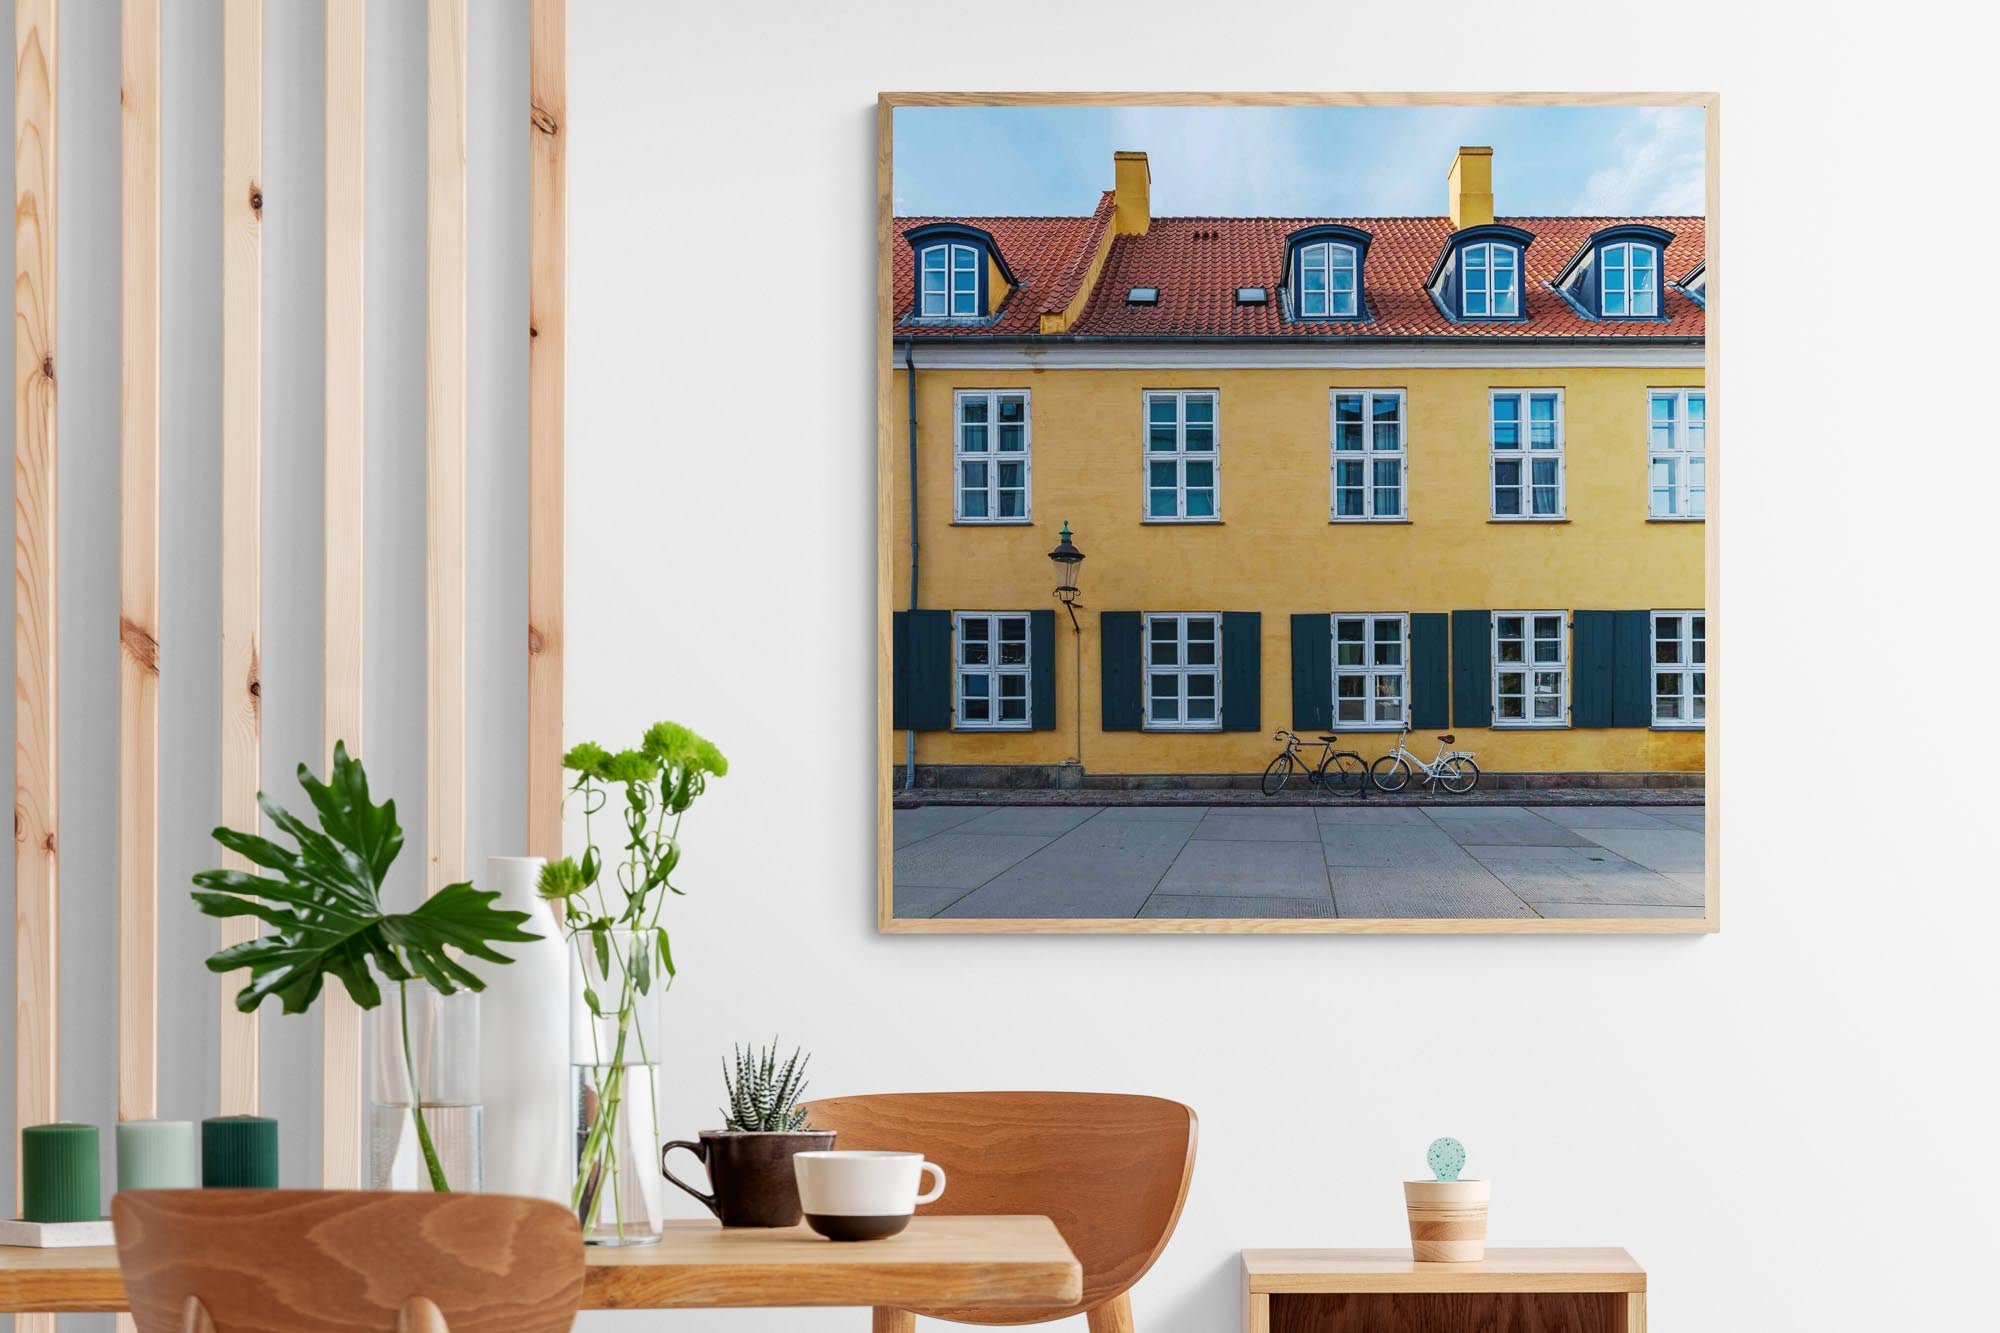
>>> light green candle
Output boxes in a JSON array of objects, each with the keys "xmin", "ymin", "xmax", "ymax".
[{"xmin": 117, "ymin": 1120, "xmax": 199, "ymax": 1191}]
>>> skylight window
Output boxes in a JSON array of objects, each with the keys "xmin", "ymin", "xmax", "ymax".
[
  {"xmin": 1235, "ymin": 287, "xmax": 1267, "ymax": 305},
  {"xmin": 1127, "ymin": 287, "xmax": 1160, "ymax": 306}
]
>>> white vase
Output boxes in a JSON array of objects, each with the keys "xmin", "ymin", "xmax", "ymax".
[{"xmin": 477, "ymin": 856, "xmax": 570, "ymax": 1203}]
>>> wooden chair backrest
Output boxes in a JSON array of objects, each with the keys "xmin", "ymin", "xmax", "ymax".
[
  {"xmin": 799, "ymin": 1092, "xmax": 1196, "ymax": 1325},
  {"xmin": 113, "ymin": 1189, "xmax": 585, "ymax": 1333}
]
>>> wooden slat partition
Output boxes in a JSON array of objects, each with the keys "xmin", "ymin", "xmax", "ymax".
[
  {"xmin": 218, "ymin": 0, "xmax": 263, "ymax": 1114},
  {"xmin": 14, "ymin": 4, "xmax": 58, "ymax": 1330},
  {"xmin": 527, "ymin": 0, "xmax": 565, "ymax": 859},
  {"xmin": 321, "ymin": 0, "xmax": 367, "ymax": 1187},
  {"xmin": 427, "ymin": 0, "xmax": 467, "ymax": 895},
  {"xmin": 119, "ymin": 0, "xmax": 162, "ymax": 1127}
]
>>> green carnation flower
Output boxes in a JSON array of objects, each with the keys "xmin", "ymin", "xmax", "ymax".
[
  {"xmin": 562, "ymin": 741, "xmax": 613, "ymax": 779},
  {"xmin": 602, "ymin": 748, "xmax": 659, "ymax": 785},
  {"xmin": 538, "ymin": 856, "xmax": 587, "ymax": 900}
]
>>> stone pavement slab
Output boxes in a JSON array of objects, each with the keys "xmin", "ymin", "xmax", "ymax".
[
  {"xmin": 1649, "ymin": 809, "xmax": 1706, "ymax": 831},
  {"xmin": 1533, "ymin": 902, "xmax": 1706, "ymax": 919},
  {"xmin": 1464, "ymin": 845, "xmax": 1703, "ymax": 907},
  {"xmin": 1328, "ymin": 866, "xmax": 1536, "ymax": 918},
  {"xmin": 893, "ymin": 832, "xmax": 1055, "ymax": 891},
  {"xmin": 1575, "ymin": 826, "xmax": 1705, "ymax": 874},
  {"xmin": 1139, "ymin": 894, "xmax": 1335, "ymax": 918},
  {"xmin": 892, "ymin": 805, "xmax": 996, "ymax": 848},
  {"xmin": 1314, "ymin": 805, "xmax": 1435, "ymax": 826},
  {"xmin": 1152, "ymin": 839, "xmax": 1333, "ymax": 901},
  {"xmin": 1422, "ymin": 807, "xmax": 1594, "ymax": 847},
  {"xmin": 1319, "ymin": 825, "xmax": 1486, "ymax": 869},
  {"xmin": 948, "ymin": 806, "xmax": 1105, "ymax": 837},
  {"xmin": 1534, "ymin": 805, "xmax": 1678, "ymax": 830},
  {"xmin": 937, "ymin": 816, "xmax": 1199, "ymax": 918},
  {"xmin": 1192, "ymin": 807, "xmax": 1320, "ymax": 842},
  {"xmin": 893, "ymin": 884, "xmax": 974, "ymax": 919}
]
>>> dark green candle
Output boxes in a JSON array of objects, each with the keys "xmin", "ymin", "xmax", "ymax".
[
  {"xmin": 22, "ymin": 1123, "xmax": 100, "ymax": 1222},
  {"xmin": 201, "ymin": 1115, "xmax": 279, "ymax": 1188}
]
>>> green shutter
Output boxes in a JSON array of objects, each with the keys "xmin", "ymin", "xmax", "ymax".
[
  {"xmin": 1220, "ymin": 612, "xmax": 1261, "ymax": 732},
  {"xmin": 1451, "ymin": 609, "xmax": 1492, "ymax": 728},
  {"xmin": 1612, "ymin": 610, "xmax": 1653, "ymax": 727},
  {"xmin": 1100, "ymin": 612, "xmax": 1143, "ymax": 731},
  {"xmin": 1410, "ymin": 613, "xmax": 1449, "ymax": 729},
  {"xmin": 906, "ymin": 610, "xmax": 953, "ymax": 732},
  {"xmin": 1572, "ymin": 611, "xmax": 1616, "ymax": 727},
  {"xmin": 1289, "ymin": 614, "xmax": 1332, "ymax": 732},
  {"xmin": 892, "ymin": 611, "xmax": 910, "ymax": 730},
  {"xmin": 1030, "ymin": 609, "xmax": 1056, "ymax": 732}
]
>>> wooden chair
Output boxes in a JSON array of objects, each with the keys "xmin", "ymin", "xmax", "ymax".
[
  {"xmin": 112, "ymin": 1189, "xmax": 585, "ymax": 1333},
  {"xmin": 801, "ymin": 1092, "xmax": 1196, "ymax": 1333}
]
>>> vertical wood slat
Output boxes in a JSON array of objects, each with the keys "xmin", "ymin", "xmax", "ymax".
[
  {"xmin": 427, "ymin": 0, "xmax": 467, "ymax": 895},
  {"xmin": 321, "ymin": 0, "xmax": 367, "ymax": 1187},
  {"xmin": 527, "ymin": 0, "xmax": 565, "ymax": 861},
  {"xmin": 14, "ymin": 4, "xmax": 58, "ymax": 1330},
  {"xmin": 119, "ymin": 0, "xmax": 162, "ymax": 1132},
  {"xmin": 218, "ymin": 0, "xmax": 263, "ymax": 1115}
]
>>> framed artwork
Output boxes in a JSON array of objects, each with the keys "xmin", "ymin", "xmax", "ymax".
[{"xmin": 877, "ymin": 94, "xmax": 1718, "ymax": 934}]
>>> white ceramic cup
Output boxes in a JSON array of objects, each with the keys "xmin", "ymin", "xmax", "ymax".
[{"xmin": 792, "ymin": 1150, "xmax": 947, "ymax": 1241}]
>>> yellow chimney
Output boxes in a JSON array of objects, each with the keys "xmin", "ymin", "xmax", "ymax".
[
  {"xmin": 1447, "ymin": 147, "xmax": 1494, "ymax": 229},
  {"xmin": 1113, "ymin": 151, "xmax": 1151, "ymax": 235}
]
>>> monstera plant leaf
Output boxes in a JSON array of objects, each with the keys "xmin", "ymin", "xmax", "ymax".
[{"xmin": 192, "ymin": 741, "xmax": 541, "ymax": 1015}]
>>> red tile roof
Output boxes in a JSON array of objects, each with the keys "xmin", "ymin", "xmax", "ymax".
[{"xmin": 893, "ymin": 211, "xmax": 1705, "ymax": 340}]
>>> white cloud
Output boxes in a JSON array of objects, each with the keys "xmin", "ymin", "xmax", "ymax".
[{"xmin": 1573, "ymin": 108, "xmax": 1705, "ymax": 215}]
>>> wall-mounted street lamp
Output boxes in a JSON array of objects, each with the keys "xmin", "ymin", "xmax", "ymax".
[{"xmin": 1048, "ymin": 521, "xmax": 1085, "ymax": 630}]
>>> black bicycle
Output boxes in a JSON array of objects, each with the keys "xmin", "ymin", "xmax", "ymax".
[{"xmin": 1261, "ymin": 730, "xmax": 1369, "ymax": 798}]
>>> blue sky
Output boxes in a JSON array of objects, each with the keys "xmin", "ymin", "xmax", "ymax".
[{"xmin": 893, "ymin": 105, "xmax": 1705, "ymax": 219}]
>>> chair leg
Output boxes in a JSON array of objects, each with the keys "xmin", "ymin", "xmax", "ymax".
[
  {"xmin": 398, "ymin": 1297, "xmax": 450, "ymax": 1332},
  {"xmin": 1086, "ymin": 1292, "xmax": 1135, "ymax": 1333},
  {"xmin": 872, "ymin": 1309, "xmax": 917, "ymax": 1333},
  {"xmin": 181, "ymin": 1297, "xmax": 217, "ymax": 1333}
]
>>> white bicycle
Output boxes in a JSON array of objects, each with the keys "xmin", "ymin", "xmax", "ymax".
[{"xmin": 1370, "ymin": 725, "xmax": 1481, "ymax": 794}]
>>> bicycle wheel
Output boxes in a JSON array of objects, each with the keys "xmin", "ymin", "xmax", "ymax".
[
  {"xmin": 1319, "ymin": 752, "xmax": 1367, "ymax": 797},
  {"xmin": 1371, "ymin": 754, "xmax": 1412, "ymax": 793},
  {"xmin": 1439, "ymin": 756, "xmax": 1480, "ymax": 794},
  {"xmin": 1261, "ymin": 754, "xmax": 1299, "ymax": 796}
]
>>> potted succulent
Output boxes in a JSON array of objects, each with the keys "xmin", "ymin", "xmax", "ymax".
[
  {"xmin": 661, "ymin": 1042, "xmax": 834, "ymax": 1227},
  {"xmin": 1404, "ymin": 1137, "xmax": 1490, "ymax": 1262}
]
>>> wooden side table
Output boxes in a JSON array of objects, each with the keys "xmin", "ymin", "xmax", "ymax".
[{"xmin": 1242, "ymin": 1247, "xmax": 1645, "ymax": 1332}]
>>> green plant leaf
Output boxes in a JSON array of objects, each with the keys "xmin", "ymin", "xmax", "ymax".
[{"xmin": 190, "ymin": 745, "xmax": 538, "ymax": 1015}]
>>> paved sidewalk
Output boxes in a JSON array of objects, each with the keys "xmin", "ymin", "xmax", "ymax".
[{"xmin": 893, "ymin": 804, "xmax": 1705, "ymax": 920}]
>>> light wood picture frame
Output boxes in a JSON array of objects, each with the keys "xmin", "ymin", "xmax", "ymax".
[{"xmin": 877, "ymin": 92, "xmax": 1719, "ymax": 935}]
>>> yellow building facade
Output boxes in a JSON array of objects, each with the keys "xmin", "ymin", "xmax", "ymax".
[{"xmin": 890, "ymin": 149, "xmax": 1706, "ymax": 785}]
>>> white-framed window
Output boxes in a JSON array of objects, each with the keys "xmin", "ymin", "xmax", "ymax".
[
  {"xmin": 954, "ymin": 612, "xmax": 1031, "ymax": 729},
  {"xmin": 1494, "ymin": 612, "xmax": 1567, "ymax": 727},
  {"xmin": 1332, "ymin": 614, "xmax": 1407, "ymax": 728},
  {"xmin": 919, "ymin": 241, "xmax": 981, "ymax": 319},
  {"xmin": 1143, "ymin": 613, "xmax": 1221, "ymax": 731},
  {"xmin": 1331, "ymin": 390, "xmax": 1405, "ymax": 520},
  {"xmin": 1651, "ymin": 611, "xmax": 1706, "ymax": 728},
  {"xmin": 1601, "ymin": 241, "xmax": 1659, "ymax": 317},
  {"xmin": 954, "ymin": 390, "xmax": 1030, "ymax": 522},
  {"xmin": 1297, "ymin": 241, "xmax": 1359, "ymax": 318},
  {"xmin": 1647, "ymin": 389, "xmax": 1705, "ymax": 519},
  {"xmin": 1490, "ymin": 390, "xmax": 1564, "ymax": 518},
  {"xmin": 1143, "ymin": 390, "xmax": 1219, "ymax": 521},
  {"xmin": 1462, "ymin": 242, "xmax": 1520, "ymax": 318}
]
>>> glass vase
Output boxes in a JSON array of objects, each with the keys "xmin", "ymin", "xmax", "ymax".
[
  {"xmin": 570, "ymin": 929, "xmax": 666, "ymax": 1245},
  {"xmin": 368, "ymin": 981, "xmax": 483, "ymax": 1191}
]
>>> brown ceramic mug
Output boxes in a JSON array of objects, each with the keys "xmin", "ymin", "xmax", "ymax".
[{"xmin": 662, "ymin": 1129, "xmax": 836, "ymax": 1227}]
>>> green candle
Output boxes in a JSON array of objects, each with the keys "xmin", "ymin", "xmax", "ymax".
[
  {"xmin": 117, "ymin": 1120, "xmax": 199, "ymax": 1190},
  {"xmin": 201, "ymin": 1116, "xmax": 279, "ymax": 1189},
  {"xmin": 22, "ymin": 1123, "xmax": 100, "ymax": 1222}
]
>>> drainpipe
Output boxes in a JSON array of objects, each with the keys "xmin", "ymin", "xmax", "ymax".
[{"xmin": 903, "ymin": 341, "xmax": 919, "ymax": 791}]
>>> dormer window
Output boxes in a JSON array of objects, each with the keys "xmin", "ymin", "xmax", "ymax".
[
  {"xmin": 1461, "ymin": 241, "xmax": 1519, "ymax": 318},
  {"xmin": 904, "ymin": 223, "xmax": 1013, "ymax": 323},
  {"xmin": 1553, "ymin": 224, "xmax": 1674, "ymax": 322},
  {"xmin": 1678, "ymin": 261, "xmax": 1706, "ymax": 308},
  {"xmin": 919, "ymin": 241, "xmax": 980, "ymax": 318},
  {"xmin": 1600, "ymin": 240, "xmax": 1658, "ymax": 317},
  {"xmin": 1285, "ymin": 225, "xmax": 1372, "ymax": 322}
]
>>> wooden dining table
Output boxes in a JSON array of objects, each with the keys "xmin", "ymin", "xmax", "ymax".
[{"xmin": 0, "ymin": 1215, "xmax": 1083, "ymax": 1315}]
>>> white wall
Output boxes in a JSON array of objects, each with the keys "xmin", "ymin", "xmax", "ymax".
[{"xmin": 566, "ymin": 0, "xmax": 1996, "ymax": 1330}]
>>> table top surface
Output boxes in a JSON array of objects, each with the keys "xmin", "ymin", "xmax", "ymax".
[
  {"xmin": 1, "ymin": 1215, "xmax": 1083, "ymax": 1314},
  {"xmin": 1242, "ymin": 1247, "xmax": 1645, "ymax": 1294}
]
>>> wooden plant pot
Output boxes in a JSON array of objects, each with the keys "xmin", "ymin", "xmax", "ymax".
[{"xmin": 1403, "ymin": 1179, "xmax": 1490, "ymax": 1262}]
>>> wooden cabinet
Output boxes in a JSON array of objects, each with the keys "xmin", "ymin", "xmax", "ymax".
[{"xmin": 1243, "ymin": 1248, "xmax": 1645, "ymax": 1333}]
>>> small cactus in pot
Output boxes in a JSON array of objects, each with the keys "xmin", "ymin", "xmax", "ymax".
[
  {"xmin": 661, "ymin": 1040, "xmax": 835, "ymax": 1227},
  {"xmin": 1404, "ymin": 1136, "xmax": 1490, "ymax": 1262}
]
